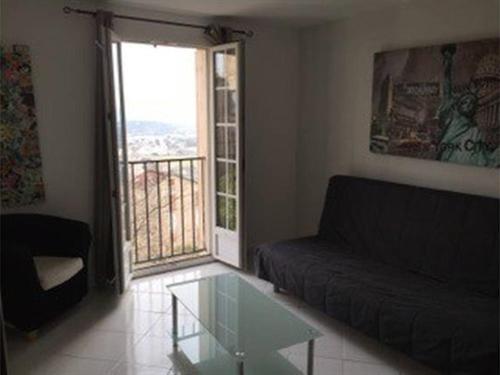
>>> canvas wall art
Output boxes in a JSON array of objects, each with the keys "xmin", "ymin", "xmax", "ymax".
[
  {"xmin": 1, "ymin": 45, "xmax": 45, "ymax": 207},
  {"xmin": 370, "ymin": 38, "xmax": 499, "ymax": 168}
]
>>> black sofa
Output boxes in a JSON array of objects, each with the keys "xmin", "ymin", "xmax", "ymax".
[
  {"xmin": 255, "ymin": 175, "xmax": 499, "ymax": 375},
  {"xmin": 1, "ymin": 214, "xmax": 91, "ymax": 334}
]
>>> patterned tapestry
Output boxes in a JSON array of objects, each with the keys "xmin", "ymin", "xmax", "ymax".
[
  {"xmin": 1, "ymin": 45, "xmax": 45, "ymax": 207},
  {"xmin": 370, "ymin": 38, "xmax": 499, "ymax": 168}
]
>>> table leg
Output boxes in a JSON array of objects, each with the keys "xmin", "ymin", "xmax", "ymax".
[
  {"xmin": 307, "ymin": 339, "xmax": 314, "ymax": 375},
  {"xmin": 237, "ymin": 360, "xmax": 244, "ymax": 375},
  {"xmin": 172, "ymin": 294, "xmax": 178, "ymax": 349}
]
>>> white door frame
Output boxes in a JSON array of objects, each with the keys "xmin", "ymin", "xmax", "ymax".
[{"xmin": 112, "ymin": 41, "xmax": 214, "ymax": 277}]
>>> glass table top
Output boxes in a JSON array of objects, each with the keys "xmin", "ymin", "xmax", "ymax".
[{"xmin": 167, "ymin": 273, "xmax": 322, "ymax": 362}]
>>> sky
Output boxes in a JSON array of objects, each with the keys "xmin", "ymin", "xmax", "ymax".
[{"xmin": 121, "ymin": 42, "xmax": 197, "ymax": 127}]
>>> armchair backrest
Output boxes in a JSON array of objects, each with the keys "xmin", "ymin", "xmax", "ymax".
[{"xmin": 1, "ymin": 214, "xmax": 91, "ymax": 259}]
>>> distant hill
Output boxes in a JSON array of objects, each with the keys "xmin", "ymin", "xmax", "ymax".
[{"xmin": 126, "ymin": 121, "xmax": 194, "ymax": 136}]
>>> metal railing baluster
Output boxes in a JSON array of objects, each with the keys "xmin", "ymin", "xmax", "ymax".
[
  {"xmin": 156, "ymin": 161, "xmax": 163, "ymax": 259},
  {"xmin": 179, "ymin": 160, "xmax": 185, "ymax": 255},
  {"xmin": 200, "ymin": 159, "xmax": 206, "ymax": 252},
  {"xmin": 168, "ymin": 161, "xmax": 175, "ymax": 257},
  {"xmin": 128, "ymin": 156, "xmax": 206, "ymax": 268},
  {"xmin": 131, "ymin": 164, "xmax": 139, "ymax": 262},
  {"xmin": 190, "ymin": 159, "xmax": 196, "ymax": 252},
  {"xmin": 143, "ymin": 162, "xmax": 151, "ymax": 262}
]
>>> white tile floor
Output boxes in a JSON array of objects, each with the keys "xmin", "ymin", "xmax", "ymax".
[{"xmin": 6, "ymin": 262, "xmax": 439, "ymax": 375}]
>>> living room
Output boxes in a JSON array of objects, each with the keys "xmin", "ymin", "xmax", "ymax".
[{"xmin": 1, "ymin": 0, "xmax": 498, "ymax": 374}]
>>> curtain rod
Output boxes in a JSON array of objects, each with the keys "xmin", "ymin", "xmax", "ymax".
[{"xmin": 63, "ymin": 6, "xmax": 254, "ymax": 37}]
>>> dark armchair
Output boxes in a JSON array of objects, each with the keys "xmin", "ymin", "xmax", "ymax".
[{"xmin": 0, "ymin": 214, "xmax": 91, "ymax": 334}]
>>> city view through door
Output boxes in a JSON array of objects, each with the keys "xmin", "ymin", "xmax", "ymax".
[{"xmin": 121, "ymin": 42, "xmax": 208, "ymax": 272}]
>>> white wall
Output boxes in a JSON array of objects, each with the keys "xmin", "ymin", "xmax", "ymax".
[
  {"xmin": 7, "ymin": 0, "xmax": 494, "ymax": 260},
  {"xmin": 297, "ymin": 0, "xmax": 500, "ymax": 235},
  {"xmin": 2, "ymin": 0, "xmax": 97, "ymax": 223},
  {"xmin": 237, "ymin": 21, "xmax": 300, "ymax": 247},
  {"xmin": 2, "ymin": 0, "xmax": 300, "ymax": 265}
]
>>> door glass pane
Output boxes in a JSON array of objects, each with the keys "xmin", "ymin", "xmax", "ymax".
[
  {"xmin": 227, "ymin": 127, "xmax": 236, "ymax": 160},
  {"xmin": 215, "ymin": 89, "xmax": 226, "ymax": 123},
  {"xmin": 227, "ymin": 163, "xmax": 236, "ymax": 196},
  {"xmin": 112, "ymin": 43, "xmax": 124, "ymax": 169},
  {"xmin": 217, "ymin": 195, "xmax": 227, "ymax": 228},
  {"xmin": 227, "ymin": 198, "xmax": 236, "ymax": 231},
  {"xmin": 215, "ymin": 126, "xmax": 226, "ymax": 158},
  {"xmin": 112, "ymin": 42, "xmax": 130, "ymax": 241},
  {"xmin": 216, "ymin": 162, "xmax": 227, "ymax": 193},
  {"xmin": 213, "ymin": 46, "xmax": 240, "ymax": 235},
  {"xmin": 112, "ymin": 43, "xmax": 122, "ymax": 143},
  {"xmin": 214, "ymin": 52, "xmax": 226, "ymax": 87},
  {"xmin": 226, "ymin": 49, "xmax": 236, "ymax": 90},
  {"xmin": 227, "ymin": 90, "xmax": 236, "ymax": 123}
]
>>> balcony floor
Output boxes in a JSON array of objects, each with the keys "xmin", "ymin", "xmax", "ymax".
[{"xmin": 132, "ymin": 251, "xmax": 211, "ymax": 279}]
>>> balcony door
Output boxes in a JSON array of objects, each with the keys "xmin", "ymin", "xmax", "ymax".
[{"xmin": 210, "ymin": 43, "xmax": 245, "ymax": 269}]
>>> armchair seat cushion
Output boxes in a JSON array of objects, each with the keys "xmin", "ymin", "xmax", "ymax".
[{"xmin": 33, "ymin": 256, "xmax": 84, "ymax": 291}]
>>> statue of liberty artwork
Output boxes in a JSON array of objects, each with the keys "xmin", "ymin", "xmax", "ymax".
[
  {"xmin": 370, "ymin": 38, "xmax": 499, "ymax": 168},
  {"xmin": 437, "ymin": 44, "xmax": 498, "ymax": 166}
]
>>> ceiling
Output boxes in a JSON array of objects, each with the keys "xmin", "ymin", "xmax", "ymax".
[{"xmin": 104, "ymin": 0, "xmax": 412, "ymax": 28}]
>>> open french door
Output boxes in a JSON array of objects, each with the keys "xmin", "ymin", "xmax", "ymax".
[
  {"xmin": 105, "ymin": 29, "xmax": 133, "ymax": 293},
  {"xmin": 209, "ymin": 42, "xmax": 245, "ymax": 269}
]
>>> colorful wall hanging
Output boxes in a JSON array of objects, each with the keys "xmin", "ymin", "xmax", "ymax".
[
  {"xmin": 370, "ymin": 38, "xmax": 499, "ymax": 168},
  {"xmin": 1, "ymin": 45, "xmax": 45, "ymax": 207}
]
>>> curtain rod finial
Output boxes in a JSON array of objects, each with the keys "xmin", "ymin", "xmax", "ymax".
[{"xmin": 63, "ymin": 6, "xmax": 73, "ymax": 14}]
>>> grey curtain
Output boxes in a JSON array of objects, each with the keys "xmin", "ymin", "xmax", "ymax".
[{"xmin": 94, "ymin": 10, "xmax": 116, "ymax": 287}]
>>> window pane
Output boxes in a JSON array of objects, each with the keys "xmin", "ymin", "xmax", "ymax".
[
  {"xmin": 111, "ymin": 43, "xmax": 122, "ymax": 138},
  {"xmin": 214, "ymin": 52, "xmax": 226, "ymax": 87},
  {"xmin": 227, "ymin": 90, "xmax": 236, "ymax": 123},
  {"xmin": 216, "ymin": 161, "xmax": 227, "ymax": 193},
  {"xmin": 217, "ymin": 195, "xmax": 227, "ymax": 228},
  {"xmin": 227, "ymin": 198, "xmax": 236, "ymax": 231},
  {"xmin": 215, "ymin": 89, "xmax": 226, "ymax": 123},
  {"xmin": 226, "ymin": 49, "xmax": 236, "ymax": 90},
  {"xmin": 227, "ymin": 127, "xmax": 236, "ymax": 160},
  {"xmin": 215, "ymin": 126, "xmax": 226, "ymax": 158},
  {"xmin": 227, "ymin": 163, "xmax": 236, "ymax": 196}
]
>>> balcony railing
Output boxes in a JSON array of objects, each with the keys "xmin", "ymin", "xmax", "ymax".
[{"xmin": 128, "ymin": 156, "xmax": 207, "ymax": 269}]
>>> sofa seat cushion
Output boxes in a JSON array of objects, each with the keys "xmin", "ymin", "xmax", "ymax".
[
  {"xmin": 255, "ymin": 237, "xmax": 498, "ymax": 374},
  {"xmin": 33, "ymin": 256, "xmax": 84, "ymax": 291}
]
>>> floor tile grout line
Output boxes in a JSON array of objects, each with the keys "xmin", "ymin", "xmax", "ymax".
[
  {"xmin": 108, "ymin": 313, "xmax": 161, "ymax": 367},
  {"xmin": 6, "ymin": 262, "xmax": 436, "ymax": 375},
  {"xmin": 50, "ymin": 351, "xmax": 124, "ymax": 365},
  {"xmin": 107, "ymin": 311, "xmax": 178, "ymax": 372}
]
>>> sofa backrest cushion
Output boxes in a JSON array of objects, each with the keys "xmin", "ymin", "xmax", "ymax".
[{"xmin": 318, "ymin": 175, "xmax": 499, "ymax": 296}]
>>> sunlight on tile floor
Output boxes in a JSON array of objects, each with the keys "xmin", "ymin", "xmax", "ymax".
[{"xmin": 6, "ymin": 262, "xmax": 438, "ymax": 375}]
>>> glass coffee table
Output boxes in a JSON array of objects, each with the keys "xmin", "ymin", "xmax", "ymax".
[{"xmin": 167, "ymin": 273, "xmax": 322, "ymax": 375}]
